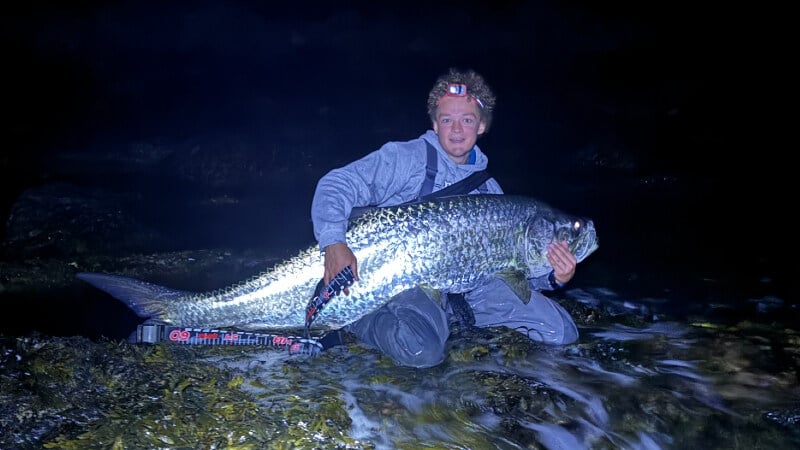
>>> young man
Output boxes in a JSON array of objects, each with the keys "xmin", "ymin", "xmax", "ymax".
[{"xmin": 311, "ymin": 68, "xmax": 579, "ymax": 368}]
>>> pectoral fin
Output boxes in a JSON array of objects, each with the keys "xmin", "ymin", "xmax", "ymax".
[{"xmin": 495, "ymin": 269, "xmax": 532, "ymax": 304}]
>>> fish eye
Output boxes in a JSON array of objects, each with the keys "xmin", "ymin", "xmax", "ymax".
[{"xmin": 572, "ymin": 219, "xmax": 582, "ymax": 233}]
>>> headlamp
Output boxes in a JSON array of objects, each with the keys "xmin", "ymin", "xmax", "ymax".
[
  {"xmin": 447, "ymin": 83, "xmax": 468, "ymax": 96},
  {"xmin": 442, "ymin": 83, "xmax": 485, "ymax": 109}
]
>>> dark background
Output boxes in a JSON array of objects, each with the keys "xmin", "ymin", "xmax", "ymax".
[{"xmin": 1, "ymin": 1, "xmax": 793, "ymax": 337}]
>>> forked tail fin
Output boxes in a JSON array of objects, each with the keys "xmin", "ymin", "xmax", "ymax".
[{"xmin": 76, "ymin": 272, "xmax": 191, "ymax": 322}]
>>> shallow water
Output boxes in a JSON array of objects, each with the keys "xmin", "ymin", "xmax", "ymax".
[
  {"xmin": 1, "ymin": 280, "xmax": 798, "ymax": 449},
  {"xmin": 197, "ymin": 286, "xmax": 800, "ymax": 449}
]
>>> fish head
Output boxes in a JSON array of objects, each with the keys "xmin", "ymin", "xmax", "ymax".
[{"xmin": 524, "ymin": 211, "xmax": 599, "ymax": 278}]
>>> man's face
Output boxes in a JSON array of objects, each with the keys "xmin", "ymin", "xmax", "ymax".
[{"xmin": 433, "ymin": 95, "xmax": 486, "ymax": 164}]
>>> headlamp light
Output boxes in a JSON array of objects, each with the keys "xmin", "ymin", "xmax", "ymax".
[
  {"xmin": 447, "ymin": 83, "xmax": 468, "ymax": 96},
  {"xmin": 442, "ymin": 83, "xmax": 485, "ymax": 109}
]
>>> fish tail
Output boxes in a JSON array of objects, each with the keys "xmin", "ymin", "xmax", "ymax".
[{"xmin": 76, "ymin": 272, "xmax": 189, "ymax": 322}]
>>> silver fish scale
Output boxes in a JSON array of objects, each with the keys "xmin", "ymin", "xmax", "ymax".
[{"xmin": 163, "ymin": 195, "xmax": 597, "ymax": 331}]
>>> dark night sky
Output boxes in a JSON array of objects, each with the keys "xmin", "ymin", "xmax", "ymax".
[
  {"xmin": 4, "ymin": 0, "xmax": 758, "ymax": 165},
  {"xmin": 1, "ymin": 1, "xmax": 792, "ymax": 306}
]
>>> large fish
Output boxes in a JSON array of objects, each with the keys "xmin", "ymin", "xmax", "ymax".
[{"xmin": 77, "ymin": 194, "xmax": 598, "ymax": 332}]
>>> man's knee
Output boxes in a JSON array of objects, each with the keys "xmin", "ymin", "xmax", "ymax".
[
  {"xmin": 348, "ymin": 289, "xmax": 449, "ymax": 368},
  {"xmin": 388, "ymin": 321, "xmax": 447, "ymax": 368},
  {"xmin": 378, "ymin": 305, "xmax": 447, "ymax": 368},
  {"xmin": 560, "ymin": 316, "xmax": 579, "ymax": 344},
  {"xmin": 545, "ymin": 295, "xmax": 579, "ymax": 344},
  {"xmin": 519, "ymin": 294, "xmax": 579, "ymax": 345}
]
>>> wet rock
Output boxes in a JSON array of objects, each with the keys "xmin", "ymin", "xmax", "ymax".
[{"xmin": 2, "ymin": 182, "xmax": 164, "ymax": 259}]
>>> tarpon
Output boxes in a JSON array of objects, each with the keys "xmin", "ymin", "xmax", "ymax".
[{"xmin": 76, "ymin": 194, "xmax": 598, "ymax": 332}]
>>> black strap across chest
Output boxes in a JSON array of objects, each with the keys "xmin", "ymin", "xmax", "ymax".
[{"xmin": 417, "ymin": 140, "xmax": 491, "ymax": 201}]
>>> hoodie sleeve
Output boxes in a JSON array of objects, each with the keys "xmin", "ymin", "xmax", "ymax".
[
  {"xmin": 311, "ymin": 140, "xmax": 425, "ymax": 250},
  {"xmin": 528, "ymin": 274, "xmax": 556, "ymax": 291}
]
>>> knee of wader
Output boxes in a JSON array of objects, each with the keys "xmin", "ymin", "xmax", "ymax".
[
  {"xmin": 559, "ymin": 320, "xmax": 579, "ymax": 345},
  {"xmin": 521, "ymin": 324, "xmax": 579, "ymax": 346},
  {"xmin": 553, "ymin": 302, "xmax": 580, "ymax": 344},
  {"xmin": 387, "ymin": 330, "xmax": 446, "ymax": 368},
  {"xmin": 515, "ymin": 302, "xmax": 580, "ymax": 345},
  {"xmin": 379, "ymin": 309, "xmax": 447, "ymax": 368},
  {"xmin": 388, "ymin": 347, "xmax": 446, "ymax": 368},
  {"xmin": 545, "ymin": 312, "xmax": 580, "ymax": 345}
]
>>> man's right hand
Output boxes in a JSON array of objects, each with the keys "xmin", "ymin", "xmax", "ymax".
[{"xmin": 323, "ymin": 242, "xmax": 359, "ymax": 295}]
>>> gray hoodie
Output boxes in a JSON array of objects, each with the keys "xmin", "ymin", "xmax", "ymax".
[{"xmin": 311, "ymin": 130, "xmax": 503, "ymax": 251}]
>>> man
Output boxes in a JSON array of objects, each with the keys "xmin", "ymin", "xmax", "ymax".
[{"xmin": 311, "ymin": 68, "xmax": 578, "ymax": 368}]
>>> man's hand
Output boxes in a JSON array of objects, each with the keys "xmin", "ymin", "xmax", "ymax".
[
  {"xmin": 323, "ymin": 242, "xmax": 359, "ymax": 295},
  {"xmin": 547, "ymin": 240, "xmax": 577, "ymax": 285}
]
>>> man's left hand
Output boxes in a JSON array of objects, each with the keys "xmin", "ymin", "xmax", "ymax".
[{"xmin": 547, "ymin": 240, "xmax": 577, "ymax": 285}]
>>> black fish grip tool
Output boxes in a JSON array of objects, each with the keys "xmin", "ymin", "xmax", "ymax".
[{"xmin": 304, "ymin": 266, "xmax": 355, "ymax": 333}]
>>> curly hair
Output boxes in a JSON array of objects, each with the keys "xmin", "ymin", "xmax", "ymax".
[{"xmin": 426, "ymin": 68, "xmax": 496, "ymax": 134}]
